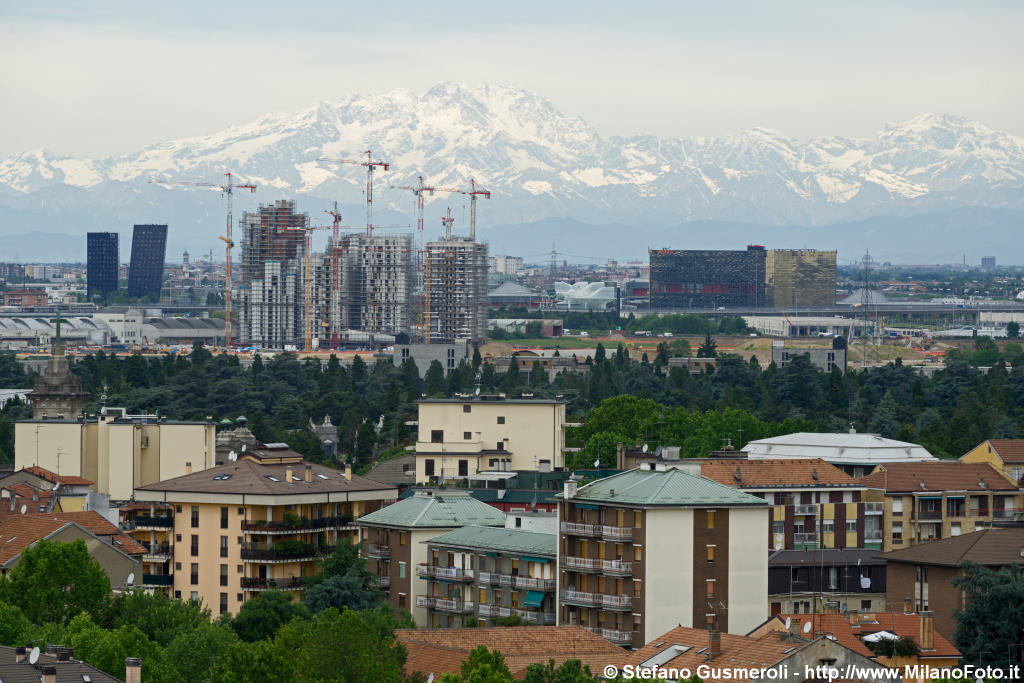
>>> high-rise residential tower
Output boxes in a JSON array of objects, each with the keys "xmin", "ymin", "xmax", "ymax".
[
  {"xmin": 127, "ymin": 224, "xmax": 168, "ymax": 298},
  {"xmin": 425, "ymin": 236, "xmax": 488, "ymax": 344},
  {"xmin": 86, "ymin": 232, "xmax": 119, "ymax": 299}
]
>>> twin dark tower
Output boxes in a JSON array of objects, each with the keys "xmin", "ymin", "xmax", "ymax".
[{"xmin": 86, "ymin": 224, "xmax": 168, "ymax": 300}]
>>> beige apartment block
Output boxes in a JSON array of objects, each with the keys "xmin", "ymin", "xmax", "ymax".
[
  {"xmin": 133, "ymin": 443, "xmax": 396, "ymax": 615},
  {"xmin": 414, "ymin": 397, "xmax": 566, "ymax": 483},
  {"xmin": 16, "ymin": 411, "xmax": 216, "ymax": 500}
]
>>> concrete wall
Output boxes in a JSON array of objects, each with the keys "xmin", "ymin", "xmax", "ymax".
[
  {"xmin": 645, "ymin": 508, "xmax": 694, "ymax": 640},
  {"xmin": 15, "ymin": 422, "xmax": 84, "ymax": 477},
  {"xmin": 727, "ymin": 507, "xmax": 769, "ymax": 634},
  {"xmin": 885, "ymin": 562, "xmax": 963, "ymax": 643}
]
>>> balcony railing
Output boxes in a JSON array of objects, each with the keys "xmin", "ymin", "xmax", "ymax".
[
  {"xmin": 916, "ymin": 509, "xmax": 942, "ymax": 520},
  {"xmin": 242, "ymin": 515, "xmax": 353, "ymax": 534},
  {"xmin": 478, "ymin": 604, "xmax": 509, "ymax": 617},
  {"xmin": 863, "ymin": 502, "xmax": 884, "ymax": 515},
  {"xmin": 601, "ymin": 525, "xmax": 633, "ymax": 541},
  {"xmin": 478, "ymin": 572, "xmax": 513, "ymax": 586},
  {"xmin": 366, "ymin": 543, "xmax": 391, "ymax": 559},
  {"xmin": 417, "ymin": 565, "xmax": 475, "ymax": 581},
  {"xmin": 864, "ymin": 530, "xmax": 883, "ymax": 541},
  {"xmin": 794, "ymin": 533, "xmax": 818, "ymax": 546},
  {"xmin": 561, "ymin": 589, "xmax": 600, "ymax": 606},
  {"xmin": 240, "ymin": 543, "xmax": 335, "ymax": 562},
  {"xmin": 416, "ymin": 596, "xmax": 475, "ymax": 613},
  {"xmin": 563, "ymin": 556, "xmax": 601, "ymax": 572},
  {"xmin": 371, "ymin": 575, "xmax": 390, "ymax": 588},
  {"xmin": 141, "ymin": 573, "xmax": 173, "ymax": 586},
  {"xmin": 516, "ymin": 609, "xmax": 556, "ymax": 625},
  {"xmin": 794, "ymin": 505, "xmax": 818, "ymax": 516},
  {"xmin": 561, "ymin": 521, "xmax": 600, "ymax": 537},
  {"xmin": 512, "ymin": 576, "xmax": 556, "ymax": 590},
  {"xmin": 992, "ymin": 508, "xmax": 1024, "ymax": 520},
  {"xmin": 240, "ymin": 576, "xmax": 305, "ymax": 591},
  {"xmin": 599, "ymin": 594, "xmax": 634, "ymax": 609},
  {"xmin": 129, "ymin": 515, "xmax": 173, "ymax": 529},
  {"xmin": 602, "ymin": 559, "xmax": 632, "ymax": 575},
  {"xmin": 586, "ymin": 627, "xmax": 633, "ymax": 646},
  {"xmin": 141, "ymin": 542, "xmax": 171, "ymax": 559}
]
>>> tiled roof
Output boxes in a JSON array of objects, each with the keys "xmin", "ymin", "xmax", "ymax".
[
  {"xmin": 356, "ymin": 491, "xmax": 506, "ymax": 529},
  {"xmin": 877, "ymin": 528, "xmax": 1024, "ymax": 567},
  {"xmin": 743, "ymin": 433, "xmax": 936, "ymax": 464},
  {"xmin": 858, "ymin": 462, "xmax": 1017, "ymax": 492},
  {"xmin": 623, "ymin": 628, "xmax": 802, "ymax": 683},
  {"xmin": 425, "ymin": 525, "xmax": 556, "ymax": 556},
  {"xmin": 782, "ymin": 613, "xmax": 959, "ymax": 659},
  {"xmin": 769, "ymin": 548, "xmax": 886, "ymax": 567},
  {"xmin": 364, "ymin": 454, "xmax": 417, "ymax": 486},
  {"xmin": 700, "ymin": 459, "xmax": 861, "ymax": 488},
  {"xmin": 566, "ymin": 467, "xmax": 769, "ymax": 507},
  {"xmin": 396, "ymin": 626, "xmax": 622, "ymax": 679},
  {"xmin": 0, "ymin": 645, "xmax": 121, "ymax": 683},
  {"xmin": 0, "ymin": 516, "xmax": 67, "ymax": 565},
  {"xmin": 22, "ymin": 465, "xmax": 93, "ymax": 486},
  {"xmin": 983, "ymin": 440, "xmax": 1024, "ymax": 464},
  {"xmin": 33, "ymin": 511, "xmax": 146, "ymax": 556},
  {"xmin": 136, "ymin": 458, "xmax": 395, "ymax": 496}
]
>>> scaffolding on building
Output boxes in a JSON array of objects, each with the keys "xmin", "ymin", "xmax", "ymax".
[{"xmin": 424, "ymin": 208, "xmax": 488, "ymax": 344}]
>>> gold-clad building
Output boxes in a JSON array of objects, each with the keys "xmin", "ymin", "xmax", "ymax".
[{"xmin": 766, "ymin": 250, "xmax": 837, "ymax": 307}]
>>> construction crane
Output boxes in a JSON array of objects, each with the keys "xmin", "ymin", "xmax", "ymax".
[
  {"xmin": 147, "ymin": 173, "xmax": 256, "ymax": 348},
  {"xmin": 316, "ymin": 151, "xmax": 390, "ymax": 235},
  {"xmin": 464, "ymin": 179, "xmax": 491, "ymax": 241}
]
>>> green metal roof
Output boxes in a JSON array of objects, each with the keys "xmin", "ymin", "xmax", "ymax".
[
  {"xmin": 565, "ymin": 467, "xmax": 769, "ymax": 507},
  {"xmin": 423, "ymin": 525, "xmax": 557, "ymax": 557},
  {"xmin": 356, "ymin": 491, "xmax": 506, "ymax": 529}
]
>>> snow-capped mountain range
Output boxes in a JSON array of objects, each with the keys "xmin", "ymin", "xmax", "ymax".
[{"xmin": 1, "ymin": 82, "xmax": 1023, "ymax": 260}]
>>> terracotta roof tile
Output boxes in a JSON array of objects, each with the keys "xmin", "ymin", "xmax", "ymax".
[
  {"xmin": 0, "ymin": 516, "xmax": 67, "ymax": 565},
  {"xmin": 859, "ymin": 462, "xmax": 1016, "ymax": 492},
  {"xmin": 781, "ymin": 613, "xmax": 959, "ymax": 659},
  {"xmin": 22, "ymin": 465, "xmax": 93, "ymax": 486},
  {"xmin": 32, "ymin": 511, "xmax": 147, "ymax": 556},
  {"xmin": 701, "ymin": 459, "xmax": 861, "ymax": 488},
  {"xmin": 396, "ymin": 626, "xmax": 622, "ymax": 679},
  {"xmin": 985, "ymin": 440, "xmax": 1024, "ymax": 464},
  {"xmin": 878, "ymin": 528, "xmax": 1024, "ymax": 567}
]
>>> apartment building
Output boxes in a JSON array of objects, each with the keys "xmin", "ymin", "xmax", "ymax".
[
  {"xmin": 413, "ymin": 396, "xmax": 566, "ymax": 483},
  {"xmin": 860, "ymin": 462, "xmax": 1021, "ymax": 551},
  {"xmin": 356, "ymin": 490, "xmax": 506, "ymax": 626},
  {"xmin": 699, "ymin": 459, "xmax": 882, "ymax": 550},
  {"xmin": 16, "ymin": 411, "xmax": 216, "ymax": 500},
  {"xmin": 960, "ymin": 439, "xmax": 1024, "ymax": 487},
  {"xmin": 119, "ymin": 501, "xmax": 175, "ymax": 595},
  {"xmin": 558, "ymin": 465, "xmax": 769, "ymax": 648},
  {"xmin": 134, "ymin": 444, "xmax": 395, "ymax": 615},
  {"xmin": 417, "ymin": 524, "xmax": 556, "ymax": 628},
  {"xmin": 768, "ymin": 549, "xmax": 887, "ymax": 615},
  {"xmin": 742, "ymin": 432, "xmax": 937, "ymax": 478}
]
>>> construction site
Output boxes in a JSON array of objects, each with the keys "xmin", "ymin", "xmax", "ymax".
[{"xmin": 424, "ymin": 208, "xmax": 489, "ymax": 344}]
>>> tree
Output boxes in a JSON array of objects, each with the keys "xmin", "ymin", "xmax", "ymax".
[
  {"xmin": 472, "ymin": 345, "xmax": 482, "ymax": 371},
  {"xmin": 0, "ymin": 539, "xmax": 109, "ymax": 625},
  {"xmin": 953, "ymin": 562, "xmax": 1024, "ymax": 665},
  {"xmin": 0, "ymin": 600, "xmax": 32, "ymax": 645},
  {"xmin": 424, "ymin": 360, "xmax": 446, "ymax": 395},
  {"xmin": 594, "ymin": 343, "xmax": 606, "ymax": 364},
  {"xmin": 869, "ymin": 390, "xmax": 900, "ymax": 438},
  {"xmin": 354, "ymin": 421, "xmax": 377, "ymax": 468},
  {"xmin": 697, "ymin": 332, "xmax": 717, "ymax": 358},
  {"xmin": 441, "ymin": 645, "xmax": 514, "ymax": 683},
  {"xmin": 231, "ymin": 590, "xmax": 308, "ymax": 642},
  {"xmin": 524, "ymin": 659, "xmax": 604, "ymax": 683},
  {"xmin": 1007, "ymin": 321, "xmax": 1020, "ymax": 338},
  {"xmin": 165, "ymin": 620, "xmax": 242, "ymax": 683},
  {"xmin": 305, "ymin": 573, "xmax": 381, "ymax": 614}
]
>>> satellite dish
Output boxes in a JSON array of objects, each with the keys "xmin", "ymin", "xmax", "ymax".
[
  {"xmin": 427, "ymin": 675, "xmax": 435, "ymax": 683},
  {"xmin": 803, "ymin": 621, "xmax": 813, "ymax": 634},
  {"xmin": 784, "ymin": 617, "xmax": 792, "ymax": 630},
  {"xmin": 241, "ymin": 444, "xmax": 247, "ymax": 452},
  {"xmin": 19, "ymin": 504, "xmax": 26, "ymax": 515},
  {"xmin": 594, "ymin": 459, "xmax": 600, "ymax": 468},
  {"xmin": 857, "ymin": 558, "xmax": 862, "ymax": 566},
  {"xmin": 642, "ymin": 443, "xmax": 649, "ymax": 453},
  {"xmin": 29, "ymin": 647, "xmax": 40, "ymax": 664},
  {"xmin": 228, "ymin": 450, "xmax": 237, "ymax": 462},
  {"xmin": 474, "ymin": 387, "xmax": 480, "ymax": 395},
  {"xmin": 126, "ymin": 572, "xmax": 135, "ymax": 585}
]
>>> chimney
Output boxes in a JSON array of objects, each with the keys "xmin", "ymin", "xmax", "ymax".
[
  {"xmin": 14, "ymin": 647, "xmax": 25, "ymax": 663},
  {"xmin": 285, "ymin": 466, "xmax": 293, "ymax": 482},
  {"xmin": 185, "ymin": 462, "xmax": 192, "ymax": 475},
  {"xmin": 57, "ymin": 649, "xmax": 71, "ymax": 661},
  {"xmin": 304, "ymin": 464, "xmax": 312, "ymax": 483},
  {"xmin": 709, "ymin": 624, "xmax": 722, "ymax": 659},
  {"xmin": 344, "ymin": 464, "xmax": 352, "ymax": 481},
  {"xmin": 616, "ymin": 442, "xmax": 625, "ymax": 470},
  {"xmin": 41, "ymin": 666, "xmax": 57, "ymax": 683},
  {"xmin": 920, "ymin": 611, "xmax": 934, "ymax": 651},
  {"xmin": 564, "ymin": 480, "xmax": 577, "ymax": 499},
  {"xmin": 125, "ymin": 658, "xmax": 142, "ymax": 683},
  {"xmin": 903, "ymin": 596, "xmax": 913, "ymax": 614}
]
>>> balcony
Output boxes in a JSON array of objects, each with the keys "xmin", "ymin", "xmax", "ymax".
[
  {"xmin": 240, "ymin": 576, "xmax": 305, "ymax": 591},
  {"xmin": 416, "ymin": 596, "xmax": 475, "ymax": 613},
  {"xmin": 371, "ymin": 575, "xmax": 390, "ymax": 588},
  {"xmin": 599, "ymin": 594, "xmax": 634, "ymax": 610},
  {"xmin": 602, "ymin": 559, "xmax": 632, "ymax": 576},
  {"xmin": 992, "ymin": 508, "xmax": 1024, "ymax": 520},
  {"xmin": 141, "ymin": 573, "xmax": 173, "ymax": 587},
  {"xmin": 141, "ymin": 542, "xmax": 171, "ymax": 561},
  {"xmin": 563, "ymin": 556, "xmax": 601, "ymax": 572},
  {"xmin": 128, "ymin": 515, "xmax": 173, "ymax": 530},
  {"xmin": 478, "ymin": 604, "xmax": 509, "ymax": 617},
  {"xmin": 794, "ymin": 505, "xmax": 818, "ymax": 516},
  {"xmin": 561, "ymin": 589, "xmax": 600, "ymax": 607},
  {"xmin": 600, "ymin": 526, "xmax": 633, "ymax": 541},
  {"xmin": 864, "ymin": 502, "xmax": 884, "ymax": 515},
  {"xmin": 366, "ymin": 543, "xmax": 391, "ymax": 559},
  {"xmin": 916, "ymin": 509, "xmax": 942, "ymax": 521},
  {"xmin": 516, "ymin": 609, "xmax": 556, "ymax": 625},
  {"xmin": 512, "ymin": 576, "xmax": 556, "ymax": 591},
  {"xmin": 478, "ymin": 572, "xmax": 513, "ymax": 586},
  {"xmin": 240, "ymin": 542, "xmax": 335, "ymax": 563},
  {"xmin": 561, "ymin": 521, "xmax": 600, "ymax": 537},
  {"xmin": 586, "ymin": 627, "xmax": 633, "ymax": 646},
  {"xmin": 794, "ymin": 533, "xmax": 818, "ymax": 548},
  {"xmin": 417, "ymin": 565, "xmax": 475, "ymax": 581},
  {"xmin": 242, "ymin": 515, "xmax": 354, "ymax": 534}
]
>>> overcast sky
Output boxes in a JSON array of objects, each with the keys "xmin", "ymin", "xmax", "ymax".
[{"xmin": 1, "ymin": 1, "xmax": 1021, "ymax": 158}]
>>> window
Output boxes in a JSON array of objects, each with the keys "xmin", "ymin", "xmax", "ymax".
[
  {"xmin": 892, "ymin": 522, "xmax": 904, "ymax": 543},
  {"xmin": 633, "ymin": 545, "xmax": 642, "ymax": 562},
  {"xmin": 175, "ymin": 562, "xmax": 182, "ymax": 571},
  {"xmin": 707, "ymin": 510, "xmax": 715, "ymax": 529},
  {"xmin": 220, "ymin": 593, "xmax": 228, "ymax": 614},
  {"xmin": 191, "ymin": 535, "xmax": 199, "ymax": 556},
  {"xmin": 772, "ymin": 520, "xmax": 784, "ymax": 535},
  {"xmin": 190, "ymin": 591, "xmax": 198, "ymax": 601},
  {"xmin": 515, "ymin": 517, "xmax": 522, "ymax": 528},
  {"xmin": 496, "ymin": 441, "xmax": 505, "ymax": 451},
  {"xmin": 463, "ymin": 432, "xmax": 472, "ymax": 440},
  {"xmin": 706, "ymin": 579, "xmax": 715, "ymax": 597},
  {"xmin": 220, "ymin": 536, "xmax": 228, "ymax": 558},
  {"xmin": 425, "ymin": 459, "xmax": 435, "ymax": 477},
  {"xmin": 706, "ymin": 545, "xmax": 715, "ymax": 562},
  {"xmin": 237, "ymin": 565, "xmax": 243, "ymax": 574},
  {"xmin": 846, "ymin": 519, "xmax": 857, "ymax": 533},
  {"xmin": 479, "ymin": 588, "xmax": 487, "ymax": 605},
  {"xmin": 176, "ymin": 505, "xmax": 182, "ymax": 514},
  {"xmin": 458, "ymin": 460, "xmax": 469, "ymax": 476},
  {"xmin": 174, "ymin": 590, "xmax": 182, "ymax": 599},
  {"xmin": 497, "ymin": 416, "xmax": 505, "ymax": 424},
  {"xmin": 176, "ymin": 534, "xmax": 182, "ymax": 542},
  {"xmin": 237, "ymin": 593, "xmax": 244, "ymax": 602},
  {"xmin": 191, "ymin": 506, "xmax": 199, "ymax": 527},
  {"xmin": 892, "ymin": 498, "xmax": 903, "ymax": 514},
  {"xmin": 431, "ymin": 430, "xmax": 444, "ymax": 443},
  {"xmin": 400, "ymin": 532, "xmax": 407, "ymax": 546},
  {"xmin": 822, "ymin": 519, "xmax": 834, "ymax": 533},
  {"xmin": 399, "ymin": 561, "xmax": 407, "ymax": 579},
  {"xmin": 463, "ymin": 404, "xmax": 471, "ymax": 413},
  {"xmin": 951, "ymin": 522, "xmax": 962, "ymax": 536},
  {"xmin": 238, "ymin": 507, "xmax": 244, "ymax": 515},
  {"xmin": 221, "ymin": 507, "xmax": 229, "ymax": 529},
  {"xmin": 190, "ymin": 563, "xmax": 199, "ymax": 585},
  {"xmin": 220, "ymin": 564, "xmax": 228, "ymax": 586},
  {"xmin": 634, "ymin": 511, "xmax": 642, "ymax": 529},
  {"xmin": 861, "ymin": 600, "xmax": 872, "ymax": 611}
]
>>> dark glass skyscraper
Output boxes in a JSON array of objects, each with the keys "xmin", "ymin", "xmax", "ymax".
[
  {"xmin": 86, "ymin": 232, "xmax": 119, "ymax": 299},
  {"xmin": 127, "ymin": 224, "xmax": 168, "ymax": 298}
]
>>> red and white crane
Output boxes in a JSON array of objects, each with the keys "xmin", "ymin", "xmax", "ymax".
[
  {"xmin": 148, "ymin": 172, "xmax": 256, "ymax": 348},
  {"xmin": 316, "ymin": 151, "xmax": 390, "ymax": 236}
]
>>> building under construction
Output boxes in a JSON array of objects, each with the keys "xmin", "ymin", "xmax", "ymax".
[
  {"xmin": 766, "ymin": 249, "xmax": 837, "ymax": 307},
  {"xmin": 338, "ymin": 233, "xmax": 414, "ymax": 338},
  {"xmin": 237, "ymin": 200, "xmax": 309, "ymax": 349},
  {"xmin": 425, "ymin": 236, "xmax": 488, "ymax": 344},
  {"xmin": 649, "ymin": 246, "xmax": 767, "ymax": 309}
]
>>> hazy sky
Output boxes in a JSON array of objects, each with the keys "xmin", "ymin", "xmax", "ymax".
[{"xmin": 1, "ymin": 1, "xmax": 1021, "ymax": 158}]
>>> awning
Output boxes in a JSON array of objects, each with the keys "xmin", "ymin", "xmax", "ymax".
[
  {"xmin": 521, "ymin": 556, "xmax": 549, "ymax": 564},
  {"xmin": 523, "ymin": 590, "xmax": 545, "ymax": 608},
  {"xmin": 916, "ymin": 495, "xmax": 941, "ymax": 500},
  {"xmin": 573, "ymin": 503, "xmax": 599, "ymax": 510}
]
